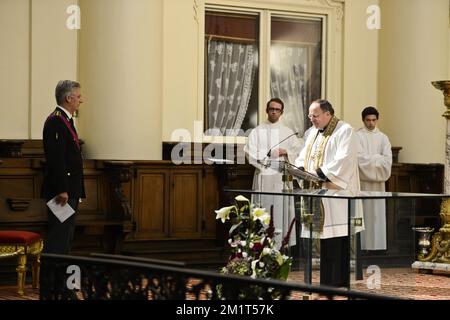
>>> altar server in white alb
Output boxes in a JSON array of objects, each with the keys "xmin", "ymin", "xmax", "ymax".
[
  {"xmin": 356, "ymin": 106, "xmax": 392, "ymax": 251},
  {"xmin": 244, "ymin": 98, "xmax": 302, "ymax": 247},
  {"xmin": 295, "ymin": 99, "xmax": 363, "ymax": 287}
]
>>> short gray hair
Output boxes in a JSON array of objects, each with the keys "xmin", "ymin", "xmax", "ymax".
[{"xmin": 55, "ymin": 80, "xmax": 80, "ymax": 105}]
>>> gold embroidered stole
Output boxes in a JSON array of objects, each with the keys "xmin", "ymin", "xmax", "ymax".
[
  {"xmin": 304, "ymin": 116, "xmax": 340, "ymax": 175},
  {"xmin": 301, "ymin": 116, "xmax": 340, "ymax": 232}
]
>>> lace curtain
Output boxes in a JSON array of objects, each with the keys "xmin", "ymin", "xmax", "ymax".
[
  {"xmin": 206, "ymin": 40, "xmax": 257, "ymax": 135},
  {"xmin": 270, "ymin": 45, "xmax": 309, "ymax": 136}
]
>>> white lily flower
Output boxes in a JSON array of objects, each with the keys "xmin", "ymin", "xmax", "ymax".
[
  {"xmin": 253, "ymin": 209, "xmax": 271, "ymax": 226},
  {"xmin": 240, "ymin": 240, "xmax": 247, "ymax": 247},
  {"xmin": 252, "ymin": 207, "xmax": 268, "ymax": 222},
  {"xmin": 262, "ymin": 247, "xmax": 271, "ymax": 256},
  {"xmin": 235, "ymin": 195, "xmax": 249, "ymax": 202},
  {"xmin": 215, "ymin": 205, "xmax": 234, "ymax": 223}
]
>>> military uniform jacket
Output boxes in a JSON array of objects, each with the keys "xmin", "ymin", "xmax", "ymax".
[{"xmin": 43, "ymin": 108, "xmax": 85, "ymax": 200}]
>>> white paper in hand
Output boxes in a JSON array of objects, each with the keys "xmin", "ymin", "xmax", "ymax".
[{"xmin": 46, "ymin": 197, "xmax": 75, "ymax": 222}]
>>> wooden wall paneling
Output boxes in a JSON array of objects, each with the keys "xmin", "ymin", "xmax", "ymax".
[
  {"xmin": 21, "ymin": 140, "xmax": 44, "ymax": 158},
  {"xmin": 0, "ymin": 155, "xmax": 132, "ymax": 255},
  {"xmin": 134, "ymin": 169, "xmax": 169, "ymax": 239},
  {"xmin": 169, "ymin": 168, "xmax": 202, "ymax": 238},
  {"xmin": 411, "ymin": 164, "xmax": 444, "ymax": 229},
  {"xmin": 0, "ymin": 197, "xmax": 47, "ymax": 226},
  {"xmin": 386, "ymin": 164, "xmax": 415, "ymax": 254},
  {"xmin": 0, "ymin": 177, "xmax": 34, "ymax": 198},
  {"xmin": 0, "ymin": 161, "xmax": 46, "ymax": 266},
  {"xmin": 0, "ymin": 140, "xmax": 24, "ymax": 158},
  {"xmin": 203, "ymin": 166, "xmax": 218, "ymax": 238},
  {"xmin": 74, "ymin": 163, "xmax": 108, "ymax": 238},
  {"xmin": 78, "ymin": 163, "xmax": 106, "ymax": 219},
  {"xmin": 0, "ymin": 159, "xmax": 40, "ymax": 198}
]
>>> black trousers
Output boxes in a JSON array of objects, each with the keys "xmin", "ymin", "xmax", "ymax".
[
  {"xmin": 320, "ymin": 236, "xmax": 349, "ymax": 287},
  {"xmin": 44, "ymin": 198, "xmax": 79, "ymax": 254}
]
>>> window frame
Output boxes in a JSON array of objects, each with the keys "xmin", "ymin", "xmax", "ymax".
[{"xmin": 200, "ymin": 0, "xmax": 344, "ymax": 143}]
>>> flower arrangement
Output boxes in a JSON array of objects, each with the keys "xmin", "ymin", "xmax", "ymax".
[{"xmin": 215, "ymin": 195, "xmax": 294, "ymax": 283}]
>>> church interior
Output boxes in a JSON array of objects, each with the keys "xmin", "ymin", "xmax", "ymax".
[{"xmin": 0, "ymin": 0, "xmax": 449, "ymax": 300}]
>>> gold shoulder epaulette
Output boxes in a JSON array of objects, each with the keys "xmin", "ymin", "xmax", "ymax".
[{"xmin": 54, "ymin": 110, "xmax": 62, "ymax": 117}]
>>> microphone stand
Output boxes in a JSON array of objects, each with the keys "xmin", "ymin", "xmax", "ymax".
[
  {"xmin": 266, "ymin": 131, "xmax": 300, "ymax": 160},
  {"xmin": 260, "ymin": 131, "xmax": 299, "ymax": 254},
  {"xmin": 281, "ymin": 155, "xmax": 293, "ymax": 193},
  {"xmin": 280, "ymin": 154, "xmax": 294, "ymax": 257},
  {"xmin": 260, "ymin": 130, "xmax": 299, "ymax": 172}
]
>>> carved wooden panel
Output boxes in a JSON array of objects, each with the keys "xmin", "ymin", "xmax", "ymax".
[
  {"xmin": 0, "ymin": 178, "xmax": 34, "ymax": 198},
  {"xmin": 130, "ymin": 164, "xmax": 220, "ymax": 241},
  {"xmin": 79, "ymin": 177, "xmax": 101, "ymax": 213},
  {"xmin": 134, "ymin": 171, "xmax": 168, "ymax": 239},
  {"xmin": 0, "ymin": 197, "xmax": 47, "ymax": 223},
  {"xmin": 0, "ymin": 158, "xmax": 133, "ymax": 255},
  {"xmin": 170, "ymin": 170, "xmax": 202, "ymax": 237},
  {"xmin": 382, "ymin": 163, "xmax": 443, "ymax": 259}
]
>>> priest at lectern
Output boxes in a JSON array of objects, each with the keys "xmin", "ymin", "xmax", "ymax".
[
  {"xmin": 295, "ymin": 99, "xmax": 364, "ymax": 287},
  {"xmin": 244, "ymin": 98, "xmax": 302, "ymax": 247}
]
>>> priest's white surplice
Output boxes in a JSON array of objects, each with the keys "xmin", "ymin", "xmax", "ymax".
[
  {"xmin": 356, "ymin": 127, "xmax": 392, "ymax": 250},
  {"xmin": 295, "ymin": 121, "xmax": 364, "ymax": 239},
  {"xmin": 244, "ymin": 121, "xmax": 302, "ymax": 246}
]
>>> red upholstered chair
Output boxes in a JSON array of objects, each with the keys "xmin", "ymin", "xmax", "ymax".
[{"xmin": 0, "ymin": 231, "xmax": 43, "ymax": 295}]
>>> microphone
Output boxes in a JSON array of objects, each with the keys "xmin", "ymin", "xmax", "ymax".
[{"xmin": 266, "ymin": 131, "xmax": 300, "ymax": 158}]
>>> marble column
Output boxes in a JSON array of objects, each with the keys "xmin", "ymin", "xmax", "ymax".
[
  {"xmin": 78, "ymin": 0, "xmax": 163, "ymax": 160},
  {"xmin": 379, "ymin": 0, "xmax": 448, "ymax": 163}
]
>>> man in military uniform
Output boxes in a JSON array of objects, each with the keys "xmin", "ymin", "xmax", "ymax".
[{"xmin": 43, "ymin": 80, "xmax": 85, "ymax": 254}]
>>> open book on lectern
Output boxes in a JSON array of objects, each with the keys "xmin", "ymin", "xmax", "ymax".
[
  {"xmin": 258, "ymin": 159, "xmax": 325, "ymax": 183},
  {"xmin": 285, "ymin": 162, "xmax": 325, "ymax": 183}
]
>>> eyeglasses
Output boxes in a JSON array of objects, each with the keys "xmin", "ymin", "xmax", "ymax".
[
  {"xmin": 308, "ymin": 112, "xmax": 325, "ymax": 119},
  {"xmin": 69, "ymin": 94, "xmax": 82, "ymax": 100},
  {"xmin": 268, "ymin": 108, "xmax": 282, "ymax": 113}
]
